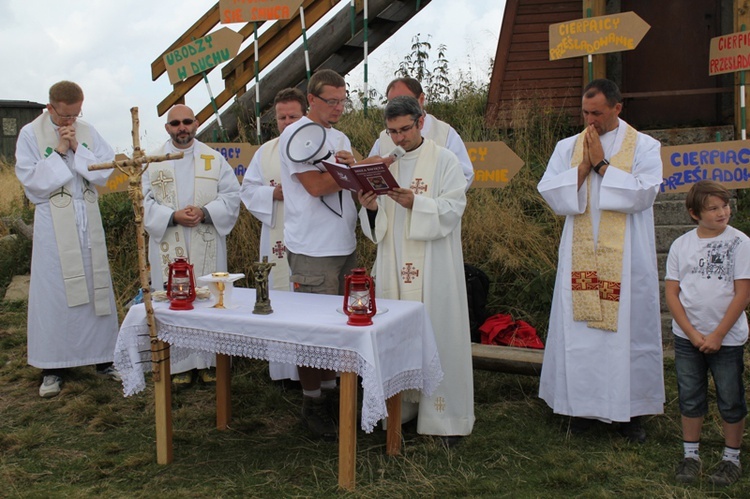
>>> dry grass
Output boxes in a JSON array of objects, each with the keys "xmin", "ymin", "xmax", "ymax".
[{"xmin": 0, "ymin": 161, "xmax": 25, "ymax": 229}]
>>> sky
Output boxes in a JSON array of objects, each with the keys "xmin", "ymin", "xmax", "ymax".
[{"xmin": 0, "ymin": 1, "xmax": 504, "ymax": 153}]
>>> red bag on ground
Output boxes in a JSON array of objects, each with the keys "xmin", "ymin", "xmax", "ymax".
[{"xmin": 479, "ymin": 313, "xmax": 544, "ymax": 349}]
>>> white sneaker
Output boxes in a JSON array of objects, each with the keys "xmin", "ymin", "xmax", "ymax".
[
  {"xmin": 39, "ymin": 375, "xmax": 62, "ymax": 398},
  {"xmin": 97, "ymin": 365, "xmax": 122, "ymax": 382}
]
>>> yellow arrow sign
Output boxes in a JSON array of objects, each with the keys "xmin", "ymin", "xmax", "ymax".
[
  {"xmin": 219, "ymin": 0, "xmax": 303, "ymax": 24},
  {"xmin": 660, "ymin": 140, "xmax": 750, "ymax": 194},
  {"xmin": 96, "ymin": 153, "xmax": 131, "ymax": 195},
  {"xmin": 163, "ymin": 27, "xmax": 243, "ymax": 85},
  {"xmin": 466, "ymin": 142, "xmax": 524, "ymax": 189},
  {"xmin": 549, "ymin": 11, "xmax": 650, "ymax": 61},
  {"xmin": 708, "ymin": 31, "xmax": 750, "ymax": 76},
  {"xmin": 206, "ymin": 143, "xmax": 260, "ymax": 181}
]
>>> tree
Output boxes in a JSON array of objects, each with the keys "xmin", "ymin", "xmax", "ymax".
[{"xmin": 395, "ymin": 34, "xmax": 453, "ymax": 103}]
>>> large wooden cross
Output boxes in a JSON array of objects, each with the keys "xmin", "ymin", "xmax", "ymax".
[{"xmin": 89, "ymin": 107, "xmax": 183, "ymax": 464}]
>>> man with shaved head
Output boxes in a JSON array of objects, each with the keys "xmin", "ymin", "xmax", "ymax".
[{"xmin": 143, "ymin": 104, "xmax": 240, "ymax": 387}]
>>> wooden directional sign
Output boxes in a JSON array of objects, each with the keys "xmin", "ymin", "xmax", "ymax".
[
  {"xmin": 709, "ymin": 31, "xmax": 750, "ymax": 76},
  {"xmin": 206, "ymin": 142, "xmax": 365, "ymax": 181},
  {"xmin": 660, "ymin": 141, "xmax": 750, "ymax": 194},
  {"xmin": 219, "ymin": 0, "xmax": 303, "ymax": 24},
  {"xmin": 97, "ymin": 153, "xmax": 131, "ymax": 195},
  {"xmin": 163, "ymin": 27, "xmax": 243, "ymax": 84},
  {"xmin": 467, "ymin": 142, "xmax": 524, "ymax": 189},
  {"xmin": 549, "ymin": 11, "xmax": 650, "ymax": 61},
  {"xmin": 207, "ymin": 143, "xmax": 259, "ymax": 181}
]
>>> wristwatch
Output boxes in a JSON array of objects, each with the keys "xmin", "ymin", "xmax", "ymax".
[{"xmin": 593, "ymin": 159, "xmax": 609, "ymax": 174}]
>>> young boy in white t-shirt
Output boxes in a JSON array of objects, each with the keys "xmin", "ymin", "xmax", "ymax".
[{"xmin": 666, "ymin": 180, "xmax": 750, "ymax": 487}]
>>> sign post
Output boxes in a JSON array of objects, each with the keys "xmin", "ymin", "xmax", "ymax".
[
  {"xmin": 548, "ymin": 11, "xmax": 650, "ymax": 61},
  {"xmin": 465, "ymin": 142, "xmax": 524, "ymax": 189},
  {"xmin": 709, "ymin": 29, "xmax": 750, "ymax": 139},
  {"xmin": 163, "ymin": 27, "xmax": 243, "ymax": 85},
  {"xmin": 660, "ymin": 141, "xmax": 750, "ymax": 194},
  {"xmin": 219, "ymin": 0, "xmax": 304, "ymax": 143},
  {"xmin": 219, "ymin": 0, "xmax": 303, "ymax": 24},
  {"xmin": 162, "ymin": 27, "xmax": 243, "ymax": 142}
]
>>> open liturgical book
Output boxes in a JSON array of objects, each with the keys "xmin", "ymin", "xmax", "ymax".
[{"xmin": 322, "ymin": 160, "xmax": 399, "ymax": 195}]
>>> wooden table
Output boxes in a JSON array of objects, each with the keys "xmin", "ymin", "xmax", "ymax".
[{"xmin": 114, "ymin": 288, "xmax": 442, "ymax": 490}]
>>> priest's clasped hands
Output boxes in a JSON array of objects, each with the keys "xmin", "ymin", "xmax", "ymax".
[
  {"xmin": 581, "ymin": 123, "xmax": 607, "ymax": 175},
  {"xmin": 174, "ymin": 205, "xmax": 205, "ymax": 227},
  {"xmin": 56, "ymin": 126, "xmax": 78, "ymax": 154}
]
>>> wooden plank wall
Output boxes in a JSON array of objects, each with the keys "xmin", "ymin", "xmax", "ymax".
[{"xmin": 485, "ymin": 0, "xmax": 583, "ymax": 128}]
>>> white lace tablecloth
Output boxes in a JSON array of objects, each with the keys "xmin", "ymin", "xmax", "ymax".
[{"xmin": 114, "ymin": 288, "xmax": 443, "ymax": 432}]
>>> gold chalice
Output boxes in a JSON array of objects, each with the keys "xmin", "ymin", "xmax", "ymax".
[{"xmin": 212, "ymin": 272, "xmax": 229, "ymax": 309}]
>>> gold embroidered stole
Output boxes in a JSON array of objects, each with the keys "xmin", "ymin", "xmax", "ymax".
[
  {"xmin": 570, "ymin": 125, "xmax": 637, "ymax": 331},
  {"xmin": 31, "ymin": 112, "xmax": 112, "ymax": 315},
  {"xmin": 150, "ymin": 142, "xmax": 221, "ymax": 284},
  {"xmin": 258, "ymin": 138, "xmax": 290, "ymax": 291}
]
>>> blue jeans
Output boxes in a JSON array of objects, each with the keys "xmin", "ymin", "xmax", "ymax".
[{"xmin": 674, "ymin": 335, "xmax": 747, "ymax": 423}]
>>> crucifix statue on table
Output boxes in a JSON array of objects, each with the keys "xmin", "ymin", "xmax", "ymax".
[{"xmin": 88, "ymin": 107, "xmax": 183, "ymax": 464}]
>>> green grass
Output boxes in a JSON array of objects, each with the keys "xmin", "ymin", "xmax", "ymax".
[{"xmin": 1, "ymin": 299, "xmax": 748, "ymax": 497}]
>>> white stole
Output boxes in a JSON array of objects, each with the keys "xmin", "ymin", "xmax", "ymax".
[
  {"xmin": 150, "ymin": 142, "xmax": 221, "ymax": 283},
  {"xmin": 379, "ymin": 139, "xmax": 440, "ymax": 302},
  {"xmin": 259, "ymin": 138, "xmax": 290, "ymax": 291},
  {"xmin": 31, "ymin": 112, "xmax": 112, "ymax": 316}
]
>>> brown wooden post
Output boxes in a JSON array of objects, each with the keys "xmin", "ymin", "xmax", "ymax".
[
  {"xmin": 735, "ymin": 0, "xmax": 750, "ymax": 138},
  {"xmin": 338, "ymin": 371, "xmax": 358, "ymax": 490},
  {"xmin": 385, "ymin": 393, "xmax": 402, "ymax": 456},
  {"xmin": 89, "ymin": 107, "xmax": 184, "ymax": 465},
  {"xmin": 582, "ymin": 0, "xmax": 607, "ymax": 83},
  {"xmin": 216, "ymin": 353, "xmax": 232, "ymax": 429}
]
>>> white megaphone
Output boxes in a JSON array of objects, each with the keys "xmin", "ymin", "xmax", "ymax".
[{"xmin": 286, "ymin": 122, "xmax": 334, "ymax": 165}]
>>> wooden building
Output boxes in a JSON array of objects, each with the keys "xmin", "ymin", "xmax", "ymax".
[
  {"xmin": 485, "ymin": 0, "xmax": 738, "ymax": 134},
  {"xmin": 1, "ymin": 100, "xmax": 45, "ymax": 162}
]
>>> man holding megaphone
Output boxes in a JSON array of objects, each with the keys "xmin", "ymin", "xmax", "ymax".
[{"xmin": 278, "ymin": 69, "xmax": 364, "ymax": 441}]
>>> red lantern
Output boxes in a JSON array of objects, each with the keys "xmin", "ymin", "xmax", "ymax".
[
  {"xmin": 343, "ymin": 268, "xmax": 376, "ymax": 326},
  {"xmin": 167, "ymin": 256, "xmax": 196, "ymax": 310}
]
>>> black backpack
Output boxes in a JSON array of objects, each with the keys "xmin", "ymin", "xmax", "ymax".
[{"xmin": 464, "ymin": 264, "xmax": 490, "ymax": 342}]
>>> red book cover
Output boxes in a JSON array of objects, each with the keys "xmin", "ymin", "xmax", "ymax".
[{"xmin": 322, "ymin": 160, "xmax": 399, "ymax": 195}]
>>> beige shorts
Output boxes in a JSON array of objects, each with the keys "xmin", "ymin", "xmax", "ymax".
[{"xmin": 287, "ymin": 250, "xmax": 358, "ymax": 295}]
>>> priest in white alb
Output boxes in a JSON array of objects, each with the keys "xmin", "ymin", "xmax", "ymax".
[
  {"xmin": 15, "ymin": 80, "xmax": 120, "ymax": 398},
  {"xmin": 369, "ymin": 76, "xmax": 474, "ymax": 190},
  {"xmin": 143, "ymin": 104, "xmax": 240, "ymax": 388},
  {"xmin": 240, "ymin": 88, "xmax": 308, "ymax": 382},
  {"xmin": 358, "ymin": 95, "xmax": 473, "ymax": 446},
  {"xmin": 537, "ymin": 79, "xmax": 665, "ymax": 443}
]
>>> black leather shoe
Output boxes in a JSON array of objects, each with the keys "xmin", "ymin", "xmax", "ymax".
[
  {"xmin": 569, "ymin": 417, "xmax": 594, "ymax": 435},
  {"xmin": 440, "ymin": 436, "xmax": 464, "ymax": 448},
  {"xmin": 618, "ymin": 417, "xmax": 646, "ymax": 444}
]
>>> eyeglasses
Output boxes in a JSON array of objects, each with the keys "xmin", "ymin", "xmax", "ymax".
[
  {"xmin": 167, "ymin": 118, "xmax": 196, "ymax": 127},
  {"xmin": 385, "ymin": 118, "xmax": 419, "ymax": 137},
  {"xmin": 313, "ymin": 94, "xmax": 349, "ymax": 107},
  {"xmin": 49, "ymin": 103, "xmax": 82, "ymax": 120}
]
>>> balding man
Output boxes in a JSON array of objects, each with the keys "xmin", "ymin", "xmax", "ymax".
[
  {"xmin": 369, "ymin": 77, "xmax": 474, "ymax": 189},
  {"xmin": 143, "ymin": 104, "xmax": 241, "ymax": 388}
]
